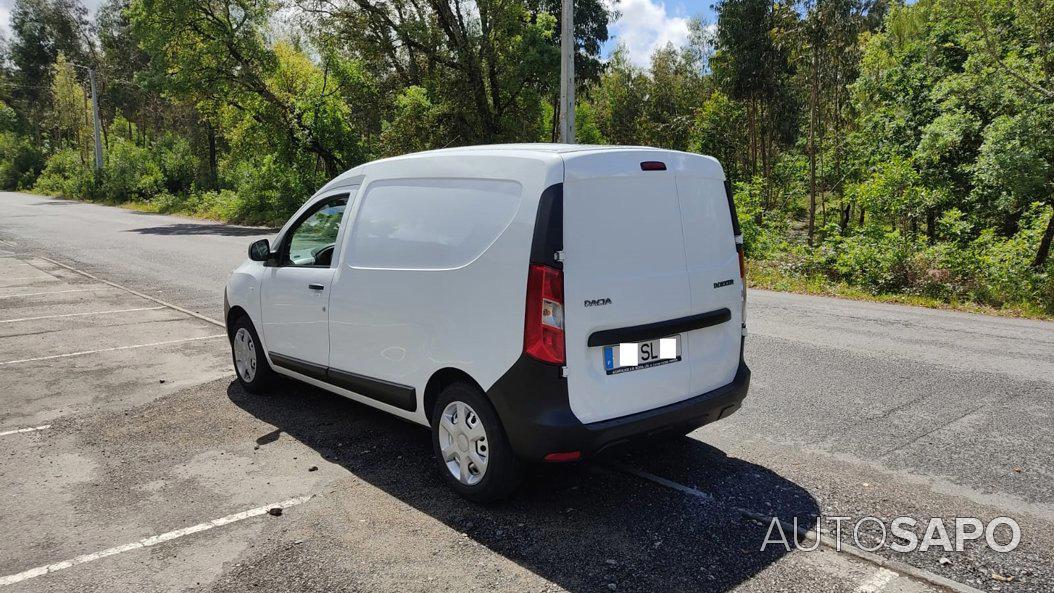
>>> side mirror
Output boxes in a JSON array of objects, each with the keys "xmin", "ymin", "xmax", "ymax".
[{"xmin": 248, "ymin": 239, "xmax": 272, "ymax": 262}]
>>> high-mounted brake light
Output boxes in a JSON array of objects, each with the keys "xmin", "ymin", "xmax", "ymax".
[
  {"xmin": 640, "ymin": 161, "xmax": 667, "ymax": 171},
  {"xmin": 524, "ymin": 264, "xmax": 565, "ymax": 364}
]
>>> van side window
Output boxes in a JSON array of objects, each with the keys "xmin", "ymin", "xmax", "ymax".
[
  {"xmin": 347, "ymin": 178, "xmax": 521, "ymax": 270},
  {"xmin": 284, "ymin": 196, "xmax": 348, "ymax": 267}
]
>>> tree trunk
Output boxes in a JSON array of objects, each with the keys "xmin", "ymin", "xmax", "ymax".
[
  {"xmin": 747, "ymin": 98, "xmax": 758, "ymax": 177},
  {"xmin": 1032, "ymin": 206, "xmax": 1054, "ymax": 269},
  {"xmin": 807, "ymin": 45, "xmax": 818, "ymax": 247},
  {"xmin": 550, "ymin": 95, "xmax": 560, "ymax": 143},
  {"xmin": 207, "ymin": 124, "xmax": 219, "ymax": 190},
  {"xmin": 927, "ymin": 208, "xmax": 936, "ymax": 245}
]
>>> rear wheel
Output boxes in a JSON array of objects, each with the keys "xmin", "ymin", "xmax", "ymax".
[
  {"xmin": 230, "ymin": 316, "xmax": 277, "ymax": 393},
  {"xmin": 431, "ymin": 383, "xmax": 523, "ymax": 502}
]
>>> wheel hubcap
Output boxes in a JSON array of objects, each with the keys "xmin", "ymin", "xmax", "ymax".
[
  {"xmin": 233, "ymin": 327, "xmax": 257, "ymax": 383},
  {"xmin": 438, "ymin": 401, "xmax": 489, "ymax": 486}
]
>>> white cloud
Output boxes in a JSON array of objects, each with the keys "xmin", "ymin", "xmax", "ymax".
[
  {"xmin": 606, "ymin": 0, "xmax": 691, "ymax": 67},
  {"xmin": 0, "ymin": 0, "xmax": 105, "ymax": 38},
  {"xmin": 0, "ymin": 1, "xmax": 12, "ymax": 37}
]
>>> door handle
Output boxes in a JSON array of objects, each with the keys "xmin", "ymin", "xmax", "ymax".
[{"xmin": 308, "ymin": 283, "xmax": 325, "ymax": 291}]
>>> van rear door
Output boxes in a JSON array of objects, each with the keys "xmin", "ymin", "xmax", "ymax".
[{"xmin": 561, "ymin": 150, "xmax": 742, "ymax": 424}]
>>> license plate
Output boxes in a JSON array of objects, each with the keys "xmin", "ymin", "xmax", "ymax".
[{"xmin": 603, "ymin": 336, "xmax": 681, "ymax": 375}]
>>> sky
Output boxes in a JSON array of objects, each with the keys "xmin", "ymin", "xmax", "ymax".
[
  {"xmin": 602, "ymin": 0, "xmax": 715, "ymax": 66},
  {"xmin": 0, "ymin": 0, "xmax": 716, "ymax": 68}
]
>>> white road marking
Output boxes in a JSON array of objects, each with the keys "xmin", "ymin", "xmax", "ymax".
[
  {"xmin": 0, "ymin": 306, "xmax": 166, "ymax": 324},
  {"xmin": 0, "ymin": 425, "xmax": 51, "ymax": 437},
  {"xmin": 855, "ymin": 568, "xmax": 898, "ymax": 593},
  {"xmin": 612, "ymin": 464, "xmax": 985, "ymax": 593},
  {"xmin": 612, "ymin": 464, "xmax": 715, "ymax": 502},
  {"xmin": 39, "ymin": 257, "xmax": 225, "ymax": 328},
  {"xmin": 0, "ymin": 495, "xmax": 312, "ymax": 587},
  {"xmin": 0, "ymin": 276, "xmax": 56, "ymax": 282},
  {"xmin": 0, "ymin": 334, "xmax": 226, "ymax": 365},
  {"xmin": 0, "ymin": 288, "xmax": 106, "ymax": 299}
]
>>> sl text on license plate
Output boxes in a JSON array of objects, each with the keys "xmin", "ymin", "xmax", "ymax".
[{"xmin": 603, "ymin": 336, "xmax": 681, "ymax": 375}]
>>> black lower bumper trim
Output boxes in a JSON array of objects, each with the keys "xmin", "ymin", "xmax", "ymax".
[{"xmin": 487, "ymin": 354, "xmax": 750, "ymax": 462}]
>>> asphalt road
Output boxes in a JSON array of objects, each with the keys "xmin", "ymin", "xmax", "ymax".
[{"xmin": 1, "ymin": 190, "xmax": 1052, "ymax": 593}]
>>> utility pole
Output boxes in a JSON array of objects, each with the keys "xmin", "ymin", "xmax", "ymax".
[
  {"xmin": 558, "ymin": 0, "xmax": 575, "ymax": 144},
  {"xmin": 88, "ymin": 68, "xmax": 103, "ymax": 172}
]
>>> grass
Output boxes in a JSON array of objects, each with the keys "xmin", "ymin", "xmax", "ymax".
[
  {"xmin": 121, "ymin": 199, "xmax": 221, "ymax": 221},
  {"xmin": 748, "ymin": 260, "xmax": 1054, "ymax": 321},
  {"xmin": 121, "ymin": 196, "xmax": 247, "ymax": 223}
]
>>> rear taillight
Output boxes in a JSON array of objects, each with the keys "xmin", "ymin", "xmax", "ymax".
[
  {"xmin": 544, "ymin": 451, "xmax": 581, "ymax": 462},
  {"xmin": 524, "ymin": 264, "xmax": 565, "ymax": 364},
  {"xmin": 737, "ymin": 244, "xmax": 746, "ymax": 280}
]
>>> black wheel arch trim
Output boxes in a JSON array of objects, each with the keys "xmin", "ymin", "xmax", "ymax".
[
  {"xmin": 268, "ymin": 352, "xmax": 417, "ymax": 412},
  {"xmin": 586, "ymin": 308, "xmax": 731, "ymax": 347}
]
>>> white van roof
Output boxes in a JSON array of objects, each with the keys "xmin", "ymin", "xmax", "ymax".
[
  {"xmin": 426, "ymin": 143, "xmax": 660, "ymax": 154},
  {"xmin": 320, "ymin": 144, "xmax": 724, "ymax": 194}
]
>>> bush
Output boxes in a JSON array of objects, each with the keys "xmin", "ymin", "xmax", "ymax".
[
  {"xmin": 100, "ymin": 137, "xmax": 164, "ymax": 202},
  {"xmin": 733, "ymin": 178, "xmax": 790, "ymax": 260},
  {"xmin": 144, "ymin": 189, "xmax": 239, "ymax": 220},
  {"xmin": 154, "ymin": 135, "xmax": 196, "ymax": 194},
  {"xmin": 0, "ymin": 132, "xmax": 44, "ymax": 189},
  {"xmin": 829, "ymin": 228, "xmax": 915, "ymax": 293},
  {"xmin": 224, "ymin": 152, "xmax": 326, "ymax": 224},
  {"xmin": 34, "ymin": 149, "xmax": 98, "ymax": 199},
  {"xmin": 748, "ymin": 203, "xmax": 1054, "ymax": 314},
  {"xmin": 965, "ymin": 204, "xmax": 1051, "ymax": 308}
]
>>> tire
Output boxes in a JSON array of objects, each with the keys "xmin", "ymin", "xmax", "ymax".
[
  {"xmin": 431, "ymin": 382, "xmax": 524, "ymax": 502},
  {"xmin": 229, "ymin": 315, "xmax": 277, "ymax": 394}
]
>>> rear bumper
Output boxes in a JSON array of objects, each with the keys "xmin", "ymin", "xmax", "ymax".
[{"xmin": 487, "ymin": 356, "xmax": 750, "ymax": 462}]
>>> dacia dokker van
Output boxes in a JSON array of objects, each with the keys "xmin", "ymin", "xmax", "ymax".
[{"xmin": 224, "ymin": 144, "xmax": 751, "ymax": 501}]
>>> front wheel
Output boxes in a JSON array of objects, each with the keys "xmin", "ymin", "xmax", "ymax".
[
  {"xmin": 229, "ymin": 316, "xmax": 277, "ymax": 393},
  {"xmin": 431, "ymin": 383, "xmax": 523, "ymax": 502}
]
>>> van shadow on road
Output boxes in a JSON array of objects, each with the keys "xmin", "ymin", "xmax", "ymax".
[
  {"xmin": 228, "ymin": 380, "xmax": 819, "ymax": 593},
  {"xmin": 124, "ymin": 222, "xmax": 274, "ymax": 237}
]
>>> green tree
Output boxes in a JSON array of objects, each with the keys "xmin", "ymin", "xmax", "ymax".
[
  {"xmin": 690, "ymin": 90, "xmax": 746, "ymax": 181},
  {"xmin": 378, "ymin": 86, "xmax": 446, "ymax": 156},
  {"xmin": 305, "ymin": 0, "xmax": 607, "ymax": 144},
  {"xmin": 130, "ymin": 0, "xmax": 369, "ymax": 176},
  {"xmin": 639, "ymin": 44, "xmax": 708, "ymax": 150},
  {"xmin": 972, "ymin": 108, "xmax": 1054, "ymax": 267},
  {"xmin": 711, "ymin": 0, "xmax": 800, "ymax": 210},
  {"xmin": 7, "ymin": 0, "xmax": 93, "ymax": 134},
  {"xmin": 590, "ymin": 46, "xmax": 647, "ymax": 145}
]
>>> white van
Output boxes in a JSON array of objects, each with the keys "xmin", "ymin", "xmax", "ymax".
[{"xmin": 224, "ymin": 144, "xmax": 750, "ymax": 501}]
